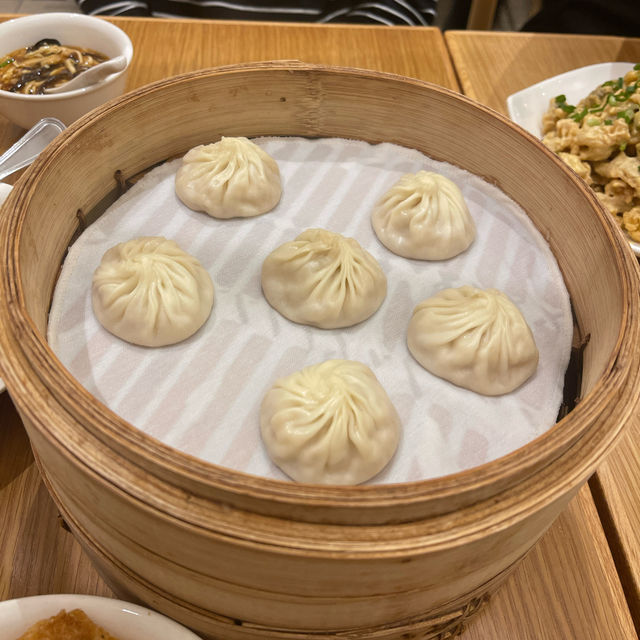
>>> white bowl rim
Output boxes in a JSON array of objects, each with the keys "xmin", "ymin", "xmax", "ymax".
[
  {"xmin": 506, "ymin": 61, "xmax": 636, "ymax": 117},
  {"xmin": 0, "ymin": 594, "xmax": 202, "ymax": 639},
  {"xmin": 0, "ymin": 13, "xmax": 133, "ymax": 100}
]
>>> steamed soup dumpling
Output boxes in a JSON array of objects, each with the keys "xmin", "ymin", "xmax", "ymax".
[
  {"xmin": 407, "ymin": 286, "xmax": 538, "ymax": 395},
  {"xmin": 92, "ymin": 236, "xmax": 214, "ymax": 347},
  {"xmin": 175, "ymin": 137, "xmax": 281, "ymax": 218},
  {"xmin": 260, "ymin": 359, "xmax": 401, "ymax": 484},
  {"xmin": 261, "ymin": 228, "xmax": 387, "ymax": 329},
  {"xmin": 372, "ymin": 171, "xmax": 475, "ymax": 260}
]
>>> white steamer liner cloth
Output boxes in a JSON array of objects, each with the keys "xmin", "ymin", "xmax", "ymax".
[{"xmin": 48, "ymin": 137, "xmax": 573, "ymax": 483}]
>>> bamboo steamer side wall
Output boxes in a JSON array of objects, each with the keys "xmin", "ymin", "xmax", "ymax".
[
  {"xmin": 54, "ymin": 508, "xmax": 527, "ymax": 640},
  {"xmin": 45, "ymin": 507, "xmax": 508, "ymax": 640},
  {"xmin": 1, "ymin": 64, "xmax": 634, "ymax": 527},
  {"xmin": 23, "ymin": 404, "xmax": 584, "ymax": 634}
]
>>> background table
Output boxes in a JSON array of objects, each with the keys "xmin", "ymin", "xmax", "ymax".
[{"xmin": 1, "ymin": 18, "xmax": 638, "ymax": 639}]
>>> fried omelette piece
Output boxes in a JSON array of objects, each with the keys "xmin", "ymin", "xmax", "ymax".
[
  {"xmin": 595, "ymin": 178, "xmax": 636, "ymax": 215},
  {"xmin": 622, "ymin": 206, "xmax": 640, "ymax": 242},
  {"xmin": 16, "ymin": 609, "xmax": 121, "ymax": 640},
  {"xmin": 558, "ymin": 151, "xmax": 593, "ymax": 185}
]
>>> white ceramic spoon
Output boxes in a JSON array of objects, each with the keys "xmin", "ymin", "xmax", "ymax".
[
  {"xmin": 0, "ymin": 117, "xmax": 66, "ymax": 180},
  {"xmin": 45, "ymin": 55, "xmax": 127, "ymax": 94}
]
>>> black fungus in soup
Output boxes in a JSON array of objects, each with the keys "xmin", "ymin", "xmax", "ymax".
[{"xmin": 0, "ymin": 38, "xmax": 109, "ymax": 94}]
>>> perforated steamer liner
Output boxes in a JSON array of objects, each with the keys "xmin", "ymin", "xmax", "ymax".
[
  {"xmin": 46, "ymin": 138, "xmax": 573, "ymax": 484},
  {"xmin": 0, "ymin": 63, "xmax": 639, "ymax": 639}
]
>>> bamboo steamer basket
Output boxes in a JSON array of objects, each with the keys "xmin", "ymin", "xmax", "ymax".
[{"xmin": 1, "ymin": 62, "xmax": 639, "ymax": 640}]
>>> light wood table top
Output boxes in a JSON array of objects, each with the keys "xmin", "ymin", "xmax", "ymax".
[{"xmin": 0, "ymin": 18, "xmax": 638, "ymax": 640}]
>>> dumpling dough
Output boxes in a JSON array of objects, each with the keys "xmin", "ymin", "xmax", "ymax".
[
  {"xmin": 260, "ymin": 359, "xmax": 401, "ymax": 484},
  {"xmin": 407, "ymin": 286, "xmax": 539, "ymax": 395},
  {"xmin": 261, "ymin": 228, "xmax": 387, "ymax": 329},
  {"xmin": 372, "ymin": 171, "xmax": 475, "ymax": 260},
  {"xmin": 92, "ymin": 236, "xmax": 214, "ymax": 347},
  {"xmin": 175, "ymin": 136, "xmax": 281, "ymax": 218}
]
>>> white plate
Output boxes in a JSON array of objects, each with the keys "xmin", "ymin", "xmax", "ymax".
[
  {"xmin": 506, "ymin": 62, "xmax": 640, "ymax": 257},
  {"xmin": 0, "ymin": 594, "xmax": 201, "ymax": 640}
]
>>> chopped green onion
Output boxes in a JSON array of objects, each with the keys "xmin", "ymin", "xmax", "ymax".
[
  {"xmin": 605, "ymin": 119, "xmax": 613, "ymax": 125},
  {"xmin": 570, "ymin": 107, "xmax": 588, "ymax": 122},
  {"xmin": 617, "ymin": 109, "xmax": 634, "ymax": 123},
  {"xmin": 610, "ymin": 83, "xmax": 639, "ymax": 103},
  {"xmin": 604, "ymin": 77, "xmax": 624, "ymax": 91},
  {"xmin": 587, "ymin": 118, "xmax": 600, "ymax": 126},
  {"xmin": 0, "ymin": 57, "xmax": 14, "ymax": 69},
  {"xmin": 634, "ymin": 63, "xmax": 640, "ymax": 70},
  {"xmin": 554, "ymin": 94, "xmax": 576, "ymax": 114},
  {"xmin": 588, "ymin": 97, "xmax": 608, "ymax": 113},
  {"xmin": 620, "ymin": 142, "xmax": 628, "ymax": 151}
]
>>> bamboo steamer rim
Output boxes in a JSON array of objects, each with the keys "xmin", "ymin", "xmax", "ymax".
[{"xmin": 1, "ymin": 62, "xmax": 639, "ymax": 523}]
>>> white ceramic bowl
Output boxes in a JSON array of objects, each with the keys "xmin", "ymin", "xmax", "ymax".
[
  {"xmin": 0, "ymin": 594, "xmax": 202, "ymax": 639},
  {"xmin": 0, "ymin": 13, "xmax": 133, "ymax": 129},
  {"xmin": 507, "ymin": 62, "xmax": 640, "ymax": 256}
]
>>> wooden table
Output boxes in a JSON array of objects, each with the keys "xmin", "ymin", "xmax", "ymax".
[{"xmin": 0, "ymin": 18, "xmax": 638, "ymax": 639}]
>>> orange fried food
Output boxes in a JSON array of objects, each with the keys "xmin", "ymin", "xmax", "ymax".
[{"xmin": 16, "ymin": 608, "xmax": 121, "ymax": 640}]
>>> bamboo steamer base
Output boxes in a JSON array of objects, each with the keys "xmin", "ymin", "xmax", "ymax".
[
  {"xmin": 43, "ymin": 464, "xmax": 506, "ymax": 640},
  {"xmin": 1, "ymin": 63, "xmax": 640, "ymax": 640},
  {"xmin": 61, "ymin": 514, "xmax": 499, "ymax": 640}
]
